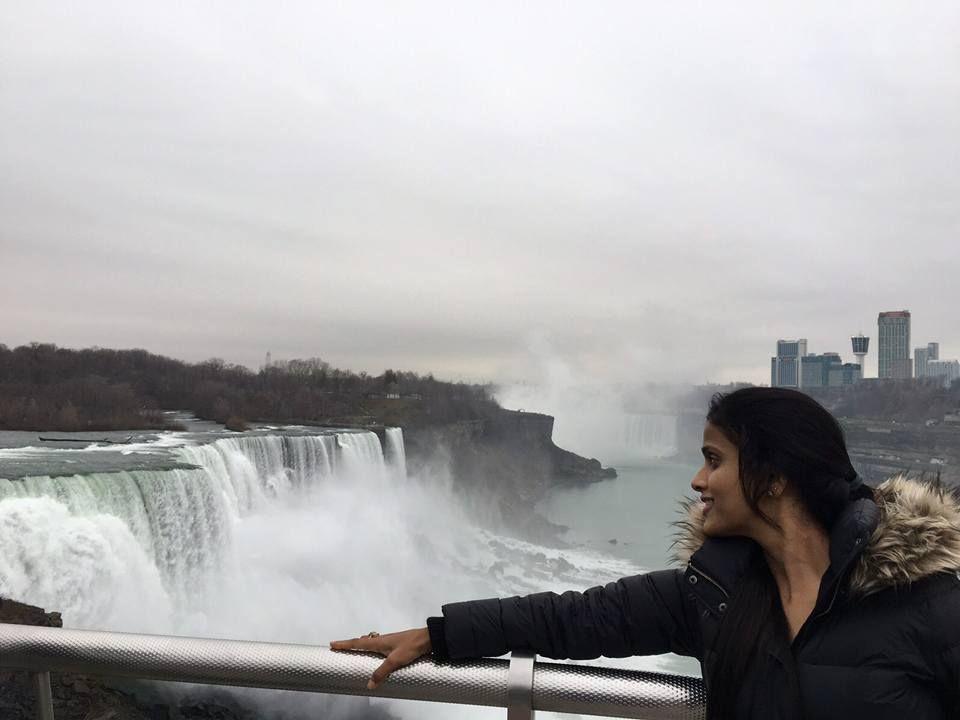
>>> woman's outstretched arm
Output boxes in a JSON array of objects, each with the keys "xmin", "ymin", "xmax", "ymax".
[
  {"xmin": 332, "ymin": 569, "xmax": 699, "ymax": 689},
  {"xmin": 437, "ymin": 569, "xmax": 698, "ymax": 661}
]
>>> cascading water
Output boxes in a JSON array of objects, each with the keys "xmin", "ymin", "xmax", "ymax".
[
  {"xmin": 622, "ymin": 413, "xmax": 679, "ymax": 458},
  {"xmin": 384, "ymin": 427, "xmax": 407, "ymax": 479},
  {"xmin": 0, "ymin": 432, "xmax": 385, "ymax": 627},
  {"xmin": 0, "ymin": 425, "xmax": 670, "ymax": 719},
  {"xmin": 0, "ymin": 495, "xmax": 173, "ymax": 631}
]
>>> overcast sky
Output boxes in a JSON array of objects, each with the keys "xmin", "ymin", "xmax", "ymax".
[{"xmin": 2, "ymin": 2, "xmax": 958, "ymax": 386}]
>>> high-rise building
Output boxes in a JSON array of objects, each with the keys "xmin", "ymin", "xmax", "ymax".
[
  {"xmin": 771, "ymin": 339, "xmax": 807, "ymax": 388},
  {"xmin": 928, "ymin": 359, "xmax": 960, "ymax": 388},
  {"xmin": 802, "ymin": 353, "xmax": 842, "ymax": 388},
  {"xmin": 829, "ymin": 363, "xmax": 863, "ymax": 387},
  {"xmin": 797, "ymin": 353, "xmax": 862, "ymax": 388},
  {"xmin": 914, "ymin": 342, "xmax": 940, "ymax": 379},
  {"xmin": 878, "ymin": 311, "xmax": 912, "ymax": 379},
  {"xmin": 915, "ymin": 347, "xmax": 929, "ymax": 378},
  {"xmin": 851, "ymin": 334, "xmax": 869, "ymax": 377}
]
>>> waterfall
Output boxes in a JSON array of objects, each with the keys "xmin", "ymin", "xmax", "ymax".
[
  {"xmin": 0, "ymin": 495, "xmax": 173, "ymax": 631},
  {"xmin": 622, "ymin": 413, "xmax": 679, "ymax": 458},
  {"xmin": 385, "ymin": 427, "xmax": 407, "ymax": 479},
  {"xmin": 0, "ymin": 431, "xmax": 391, "ymax": 628},
  {"xmin": 0, "ymin": 466, "xmax": 231, "ymax": 613},
  {"xmin": 174, "ymin": 434, "xmax": 342, "ymax": 514},
  {"xmin": 335, "ymin": 431, "xmax": 388, "ymax": 485}
]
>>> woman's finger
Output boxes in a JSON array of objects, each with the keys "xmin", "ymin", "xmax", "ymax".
[
  {"xmin": 330, "ymin": 636, "xmax": 385, "ymax": 653},
  {"xmin": 368, "ymin": 653, "xmax": 404, "ymax": 690}
]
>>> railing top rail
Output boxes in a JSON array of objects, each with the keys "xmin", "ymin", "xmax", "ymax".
[{"xmin": 0, "ymin": 623, "xmax": 705, "ymax": 719}]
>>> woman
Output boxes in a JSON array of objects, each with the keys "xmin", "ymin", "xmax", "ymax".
[{"xmin": 333, "ymin": 388, "xmax": 960, "ymax": 719}]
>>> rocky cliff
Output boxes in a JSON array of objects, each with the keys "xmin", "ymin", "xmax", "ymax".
[{"xmin": 403, "ymin": 409, "xmax": 616, "ymax": 539}]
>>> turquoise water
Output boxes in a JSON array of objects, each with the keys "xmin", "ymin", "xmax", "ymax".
[
  {"xmin": 537, "ymin": 459, "xmax": 704, "ymax": 677},
  {"xmin": 539, "ymin": 460, "xmax": 699, "ymax": 569}
]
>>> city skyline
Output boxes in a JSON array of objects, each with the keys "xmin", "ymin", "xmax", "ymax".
[{"xmin": 769, "ymin": 308, "xmax": 958, "ymax": 389}]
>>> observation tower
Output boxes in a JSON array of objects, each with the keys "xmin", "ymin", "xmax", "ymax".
[{"xmin": 851, "ymin": 334, "xmax": 870, "ymax": 377}]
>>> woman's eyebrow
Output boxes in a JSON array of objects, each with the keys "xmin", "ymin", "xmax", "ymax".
[{"xmin": 701, "ymin": 444, "xmax": 722, "ymax": 457}]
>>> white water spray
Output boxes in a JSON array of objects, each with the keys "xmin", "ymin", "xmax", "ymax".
[{"xmin": 0, "ymin": 496, "xmax": 173, "ymax": 631}]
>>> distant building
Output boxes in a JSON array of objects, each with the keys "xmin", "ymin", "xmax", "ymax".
[
  {"xmin": 801, "ymin": 353, "xmax": 843, "ymax": 388},
  {"xmin": 915, "ymin": 347, "xmax": 929, "ymax": 378},
  {"xmin": 928, "ymin": 359, "xmax": 960, "ymax": 388},
  {"xmin": 798, "ymin": 353, "xmax": 861, "ymax": 388},
  {"xmin": 878, "ymin": 311, "xmax": 912, "ymax": 379},
  {"xmin": 772, "ymin": 340, "xmax": 864, "ymax": 388},
  {"xmin": 771, "ymin": 339, "xmax": 808, "ymax": 388},
  {"xmin": 915, "ymin": 342, "xmax": 941, "ymax": 379},
  {"xmin": 832, "ymin": 363, "xmax": 863, "ymax": 387},
  {"xmin": 851, "ymin": 334, "xmax": 870, "ymax": 377}
]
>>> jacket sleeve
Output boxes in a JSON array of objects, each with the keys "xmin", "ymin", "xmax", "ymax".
[{"xmin": 436, "ymin": 569, "xmax": 700, "ymax": 661}]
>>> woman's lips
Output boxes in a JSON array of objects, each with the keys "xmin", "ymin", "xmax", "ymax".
[{"xmin": 702, "ymin": 500, "xmax": 714, "ymax": 516}]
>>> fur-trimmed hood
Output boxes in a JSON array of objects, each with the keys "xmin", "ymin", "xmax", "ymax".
[{"xmin": 672, "ymin": 476, "xmax": 960, "ymax": 597}]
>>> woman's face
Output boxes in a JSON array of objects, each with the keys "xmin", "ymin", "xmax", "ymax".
[{"xmin": 690, "ymin": 422, "xmax": 756, "ymax": 537}]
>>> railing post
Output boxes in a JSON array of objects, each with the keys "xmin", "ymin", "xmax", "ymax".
[
  {"xmin": 506, "ymin": 651, "xmax": 535, "ymax": 720},
  {"xmin": 31, "ymin": 671, "xmax": 54, "ymax": 720}
]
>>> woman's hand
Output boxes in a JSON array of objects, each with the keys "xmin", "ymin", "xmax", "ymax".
[{"xmin": 330, "ymin": 627, "xmax": 432, "ymax": 690}]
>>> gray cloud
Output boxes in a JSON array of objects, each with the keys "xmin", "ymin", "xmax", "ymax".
[{"xmin": 2, "ymin": 1, "xmax": 958, "ymax": 384}]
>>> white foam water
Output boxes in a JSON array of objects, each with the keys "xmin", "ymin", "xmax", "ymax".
[{"xmin": 0, "ymin": 496, "xmax": 173, "ymax": 631}]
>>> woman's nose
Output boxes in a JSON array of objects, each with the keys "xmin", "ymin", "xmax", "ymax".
[{"xmin": 691, "ymin": 466, "xmax": 706, "ymax": 492}]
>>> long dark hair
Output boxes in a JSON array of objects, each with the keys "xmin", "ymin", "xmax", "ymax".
[{"xmin": 703, "ymin": 387, "xmax": 873, "ymax": 720}]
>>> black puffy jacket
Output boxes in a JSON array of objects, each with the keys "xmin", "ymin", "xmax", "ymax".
[{"xmin": 428, "ymin": 478, "xmax": 960, "ymax": 719}]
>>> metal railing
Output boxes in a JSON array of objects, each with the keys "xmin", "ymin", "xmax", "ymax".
[{"xmin": 0, "ymin": 623, "xmax": 706, "ymax": 719}]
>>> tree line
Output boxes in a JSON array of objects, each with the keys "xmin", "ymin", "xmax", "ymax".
[{"xmin": 0, "ymin": 343, "xmax": 500, "ymax": 431}]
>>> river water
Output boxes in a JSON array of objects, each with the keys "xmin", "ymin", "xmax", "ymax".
[
  {"xmin": 537, "ymin": 461, "xmax": 703, "ymax": 678},
  {"xmin": 0, "ymin": 421, "xmax": 701, "ymax": 719}
]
